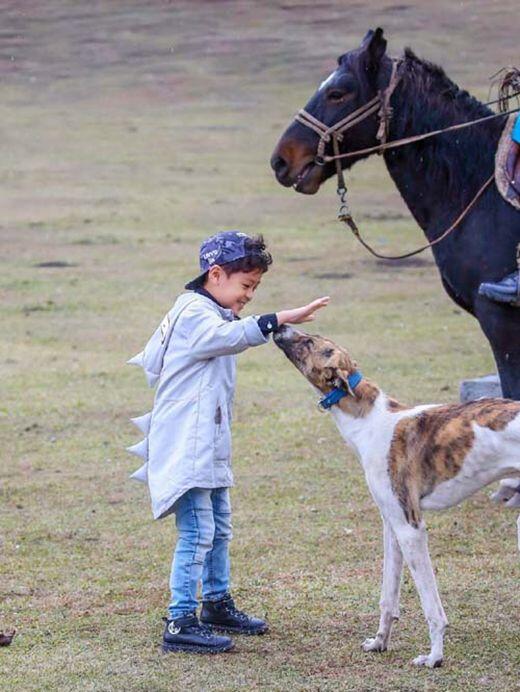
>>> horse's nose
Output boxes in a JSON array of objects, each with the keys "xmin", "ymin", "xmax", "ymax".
[{"xmin": 270, "ymin": 153, "xmax": 291, "ymax": 184}]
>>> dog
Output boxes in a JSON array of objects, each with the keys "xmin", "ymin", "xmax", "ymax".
[{"xmin": 273, "ymin": 325, "xmax": 520, "ymax": 668}]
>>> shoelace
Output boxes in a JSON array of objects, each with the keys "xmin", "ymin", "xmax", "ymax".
[
  {"xmin": 198, "ymin": 622, "xmax": 215, "ymax": 638},
  {"xmin": 223, "ymin": 599, "xmax": 249, "ymax": 622}
]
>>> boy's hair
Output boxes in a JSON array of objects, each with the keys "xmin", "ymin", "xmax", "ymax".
[{"xmin": 220, "ymin": 234, "xmax": 273, "ymax": 276}]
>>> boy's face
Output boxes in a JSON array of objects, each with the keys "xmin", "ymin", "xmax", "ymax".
[{"xmin": 204, "ymin": 266, "xmax": 263, "ymax": 316}]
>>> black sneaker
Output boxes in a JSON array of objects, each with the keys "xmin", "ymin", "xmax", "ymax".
[
  {"xmin": 200, "ymin": 594, "xmax": 268, "ymax": 635},
  {"xmin": 162, "ymin": 613, "xmax": 234, "ymax": 654}
]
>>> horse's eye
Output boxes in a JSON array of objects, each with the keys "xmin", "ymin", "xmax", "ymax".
[{"xmin": 327, "ymin": 90, "xmax": 346, "ymax": 102}]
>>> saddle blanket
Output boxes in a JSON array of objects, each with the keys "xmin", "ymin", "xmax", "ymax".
[{"xmin": 496, "ymin": 113, "xmax": 520, "ymax": 210}]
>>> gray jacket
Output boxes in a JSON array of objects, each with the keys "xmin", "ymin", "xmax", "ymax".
[{"xmin": 127, "ymin": 292, "xmax": 268, "ymax": 519}]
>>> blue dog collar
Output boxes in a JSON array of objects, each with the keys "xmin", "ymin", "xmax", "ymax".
[{"xmin": 318, "ymin": 370, "xmax": 363, "ymax": 410}]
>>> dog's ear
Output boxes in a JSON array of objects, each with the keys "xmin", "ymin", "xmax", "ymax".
[
  {"xmin": 334, "ymin": 369, "xmax": 355, "ymax": 395},
  {"xmin": 336, "ymin": 366, "xmax": 364, "ymax": 396}
]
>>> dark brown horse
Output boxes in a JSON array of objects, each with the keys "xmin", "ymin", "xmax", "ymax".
[{"xmin": 271, "ymin": 29, "xmax": 520, "ymax": 399}]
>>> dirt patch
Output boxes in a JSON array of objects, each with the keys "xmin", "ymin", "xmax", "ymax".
[
  {"xmin": 368, "ymin": 257, "xmax": 435, "ymax": 271},
  {"xmin": 33, "ymin": 261, "xmax": 78, "ymax": 268},
  {"xmin": 313, "ymin": 271, "xmax": 353, "ymax": 280}
]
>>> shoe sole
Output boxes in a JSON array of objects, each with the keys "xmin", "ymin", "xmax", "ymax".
[
  {"xmin": 479, "ymin": 288, "xmax": 519, "ymax": 303},
  {"xmin": 202, "ymin": 623, "xmax": 269, "ymax": 636},
  {"xmin": 162, "ymin": 641, "xmax": 235, "ymax": 654}
]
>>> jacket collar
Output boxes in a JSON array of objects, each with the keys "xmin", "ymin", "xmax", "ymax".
[{"xmin": 193, "ymin": 288, "xmax": 237, "ymax": 320}]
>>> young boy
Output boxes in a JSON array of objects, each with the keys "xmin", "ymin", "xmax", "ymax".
[{"xmin": 127, "ymin": 230, "xmax": 329, "ymax": 653}]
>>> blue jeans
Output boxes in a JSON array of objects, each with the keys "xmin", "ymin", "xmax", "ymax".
[{"xmin": 168, "ymin": 487, "xmax": 232, "ymax": 619}]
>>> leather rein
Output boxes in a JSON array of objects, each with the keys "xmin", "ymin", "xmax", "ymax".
[{"xmin": 294, "ymin": 59, "xmax": 520, "ymax": 261}]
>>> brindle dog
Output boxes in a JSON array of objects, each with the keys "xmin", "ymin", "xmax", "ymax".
[{"xmin": 274, "ymin": 324, "xmax": 520, "ymax": 668}]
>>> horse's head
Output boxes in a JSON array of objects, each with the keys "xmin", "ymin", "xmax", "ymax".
[{"xmin": 270, "ymin": 28, "xmax": 392, "ymax": 194}]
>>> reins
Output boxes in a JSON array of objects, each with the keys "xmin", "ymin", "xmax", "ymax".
[
  {"xmin": 344, "ymin": 173, "xmax": 495, "ymax": 261},
  {"xmin": 321, "ymin": 106, "xmax": 520, "ymax": 164},
  {"xmin": 294, "ymin": 58, "xmax": 520, "ymax": 260}
]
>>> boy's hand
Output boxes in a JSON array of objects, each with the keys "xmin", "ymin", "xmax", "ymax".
[{"xmin": 276, "ymin": 296, "xmax": 330, "ymax": 325}]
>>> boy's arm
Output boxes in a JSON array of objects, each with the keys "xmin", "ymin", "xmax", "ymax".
[
  {"xmin": 181, "ymin": 296, "xmax": 331, "ymax": 360},
  {"xmin": 180, "ymin": 303, "xmax": 269, "ymax": 359},
  {"xmin": 276, "ymin": 297, "xmax": 330, "ymax": 326}
]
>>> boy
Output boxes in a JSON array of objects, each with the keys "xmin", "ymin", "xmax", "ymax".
[{"xmin": 127, "ymin": 230, "xmax": 329, "ymax": 653}]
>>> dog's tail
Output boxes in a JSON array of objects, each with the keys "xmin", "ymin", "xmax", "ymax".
[
  {"xmin": 491, "ymin": 478, "xmax": 520, "ymax": 551},
  {"xmin": 490, "ymin": 478, "xmax": 520, "ymax": 507}
]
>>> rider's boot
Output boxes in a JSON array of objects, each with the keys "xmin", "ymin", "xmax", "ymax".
[{"xmin": 479, "ymin": 271, "xmax": 520, "ymax": 305}]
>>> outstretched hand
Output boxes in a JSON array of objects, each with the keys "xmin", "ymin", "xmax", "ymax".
[{"xmin": 276, "ymin": 296, "xmax": 330, "ymax": 326}]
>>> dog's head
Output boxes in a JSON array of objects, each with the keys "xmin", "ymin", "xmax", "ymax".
[
  {"xmin": 273, "ymin": 324, "xmax": 358, "ymax": 393},
  {"xmin": 273, "ymin": 325, "xmax": 379, "ymax": 416}
]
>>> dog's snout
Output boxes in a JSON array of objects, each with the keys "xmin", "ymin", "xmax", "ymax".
[{"xmin": 273, "ymin": 324, "xmax": 295, "ymax": 344}]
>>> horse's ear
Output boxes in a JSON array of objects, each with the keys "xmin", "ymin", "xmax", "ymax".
[
  {"xmin": 361, "ymin": 29, "xmax": 375, "ymax": 47},
  {"xmin": 363, "ymin": 27, "xmax": 387, "ymax": 74}
]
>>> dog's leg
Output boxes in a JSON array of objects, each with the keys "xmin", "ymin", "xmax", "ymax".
[
  {"xmin": 362, "ymin": 519, "xmax": 403, "ymax": 653},
  {"xmin": 391, "ymin": 520, "xmax": 448, "ymax": 668}
]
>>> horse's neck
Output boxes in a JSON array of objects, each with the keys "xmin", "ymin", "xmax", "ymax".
[{"xmin": 382, "ymin": 68, "xmax": 501, "ymax": 236}]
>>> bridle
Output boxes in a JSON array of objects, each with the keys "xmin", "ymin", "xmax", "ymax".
[
  {"xmin": 295, "ymin": 59, "xmax": 402, "ymax": 164},
  {"xmin": 292, "ymin": 57, "xmax": 520, "ymax": 261},
  {"xmin": 294, "ymin": 58, "xmax": 402, "ymax": 239}
]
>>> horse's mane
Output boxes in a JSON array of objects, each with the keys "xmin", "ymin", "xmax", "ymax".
[
  {"xmin": 390, "ymin": 48, "xmax": 503, "ymax": 194},
  {"xmin": 401, "ymin": 47, "xmax": 492, "ymax": 121}
]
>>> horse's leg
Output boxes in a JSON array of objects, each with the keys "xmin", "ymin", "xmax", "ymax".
[{"xmin": 474, "ymin": 297, "xmax": 520, "ymax": 400}]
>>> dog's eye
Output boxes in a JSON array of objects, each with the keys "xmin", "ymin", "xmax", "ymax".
[{"xmin": 321, "ymin": 348, "xmax": 334, "ymax": 358}]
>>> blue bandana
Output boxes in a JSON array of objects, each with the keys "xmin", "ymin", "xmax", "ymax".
[{"xmin": 185, "ymin": 231, "xmax": 253, "ymax": 290}]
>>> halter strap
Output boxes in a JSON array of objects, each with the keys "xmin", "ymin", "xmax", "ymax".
[{"xmin": 294, "ymin": 59, "xmax": 401, "ymax": 163}]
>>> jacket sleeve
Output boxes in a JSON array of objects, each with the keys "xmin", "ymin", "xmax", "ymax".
[{"xmin": 178, "ymin": 301, "xmax": 269, "ymax": 359}]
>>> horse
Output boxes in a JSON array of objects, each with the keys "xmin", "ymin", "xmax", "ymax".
[{"xmin": 271, "ymin": 28, "xmax": 520, "ymax": 399}]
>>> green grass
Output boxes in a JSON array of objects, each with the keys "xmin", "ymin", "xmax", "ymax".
[{"xmin": 1, "ymin": 2, "xmax": 519, "ymax": 690}]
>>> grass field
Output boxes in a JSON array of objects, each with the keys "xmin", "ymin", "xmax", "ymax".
[{"xmin": 1, "ymin": 2, "xmax": 519, "ymax": 690}]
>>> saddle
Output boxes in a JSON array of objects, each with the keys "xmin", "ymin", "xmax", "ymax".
[{"xmin": 496, "ymin": 114, "xmax": 520, "ymax": 210}]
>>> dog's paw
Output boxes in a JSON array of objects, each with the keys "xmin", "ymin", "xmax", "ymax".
[
  {"xmin": 412, "ymin": 653, "xmax": 443, "ymax": 668},
  {"xmin": 362, "ymin": 636, "xmax": 386, "ymax": 653}
]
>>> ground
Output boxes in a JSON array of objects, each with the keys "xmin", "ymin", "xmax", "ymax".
[{"xmin": 1, "ymin": 1, "xmax": 519, "ymax": 690}]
